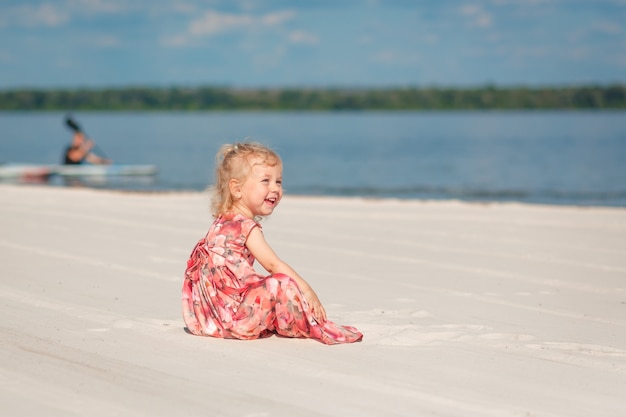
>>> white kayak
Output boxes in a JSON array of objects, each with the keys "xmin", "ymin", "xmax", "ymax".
[
  {"xmin": 0, "ymin": 163, "xmax": 158, "ymax": 180},
  {"xmin": 54, "ymin": 164, "xmax": 157, "ymax": 177}
]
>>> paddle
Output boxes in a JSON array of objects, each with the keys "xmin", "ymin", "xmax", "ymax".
[{"xmin": 64, "ymin": 115, "xmax": 110, "ymax": 160}]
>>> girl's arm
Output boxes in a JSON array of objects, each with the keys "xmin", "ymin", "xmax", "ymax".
[{"xmin": 246, "ymin": 226, "xmax": 327, "ymax": 323}]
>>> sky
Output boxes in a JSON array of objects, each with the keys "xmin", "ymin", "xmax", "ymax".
[{"xmin": 0, "ymin": 0, "xmax": 625, "ymax": 89}]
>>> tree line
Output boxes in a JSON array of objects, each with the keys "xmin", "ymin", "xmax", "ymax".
[{"xmin": 1, "ymin": 84, "xmax": 624, "ymax": 111}]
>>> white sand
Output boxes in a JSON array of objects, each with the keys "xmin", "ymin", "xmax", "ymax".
[{"xmin": 1, "ymin": 184, "xmax": 625, "ymax": 417}]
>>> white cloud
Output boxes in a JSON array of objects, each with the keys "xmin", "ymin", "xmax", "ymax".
[
  {"xmin": 490, "ymin": 0, "xmax": 552, "ymax": 5},
  {"xmin": 162, "ymin": 8, "xmax": 297, "ymax": 47},
  {"xmin": 371, "ymin": 50, "xmax": 422, "ymax": 65},
  {"xmin": 473, "ymin": 14, "xmax": 492, "ymax": 28},
  {"xmin": 459, "ymin": 4, "xmax": 492, "ymax": 28},
  {"xmin": 235, "ymin": 0, "xmax": 261, "ymax": 13},
  {"xmin": 0, "ymin": 0, "xmax": 133, "ymax": 29},
  {"xmin": 189, "ymin": 11, "xmax": 254, "ymax": 35},
  {"xmin": 170, "ymin": 1, "xmax": 197, "ymax": 14},
  {"xmin": 591, "ymin": 20, "xmax": 622, "ymax": 35},
  {"xmin": 67, "ymin": 0, "xmax": 129, "ymax": 14},
  {"xmin": 261, "ymin": 10, "xmax": 295, "ymax": 26},
  {"xmin": 374, "ymin": 50, "xmax": 396, "ymax": 63},
  {"xmin": 565, "ymin": 46, "xmax": 591, "ymax": 61},
  {"xmin": 189, "ymin": 9, "xmax": 295, "ymax": 36},
  {"xmin": 93, "ymin": 34, "xmax": 120, "ymax": 47},
  {"xmin": 66, "ymin": 0, "xmax": 193, "ymax": 17},
  {"xmin": 288, "ymin": 30, "xmax": 318, "ymax": 45},
  {"xmin": 567, "ymin": 19, "xmax": 623, "ymax": 44},
  {"xmin": 5, "ymin": 4, "xmax": 69, "ymax": 28},
  {"xmin": 422, "ymin": 34, "xmax": 439, "ymax": 44},
  {"xmin": 161, "ymin": 34, "xmax": 189, "ymax": 47}
]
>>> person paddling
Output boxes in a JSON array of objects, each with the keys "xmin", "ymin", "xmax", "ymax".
[
  {"xmin": 63, "ymin": 117, "xmax": 112, "ymax": 165},
  {"xmin": 63, "ymin": 131, "xmax": 111, "ymax": 165}
]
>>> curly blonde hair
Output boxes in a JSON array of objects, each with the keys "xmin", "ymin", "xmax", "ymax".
[{"xmin": 211, "ymin": 142, "xmax": 282, "ymax": 217}]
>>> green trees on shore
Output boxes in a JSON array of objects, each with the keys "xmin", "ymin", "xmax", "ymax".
[{"xmin": 1, "ymin": 85, "xmax": 624, "ymax": 111}]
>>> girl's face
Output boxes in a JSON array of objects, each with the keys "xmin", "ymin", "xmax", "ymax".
[{"xmin": 232, "ymin": 159, "xmax": 283, "ymax": 219}]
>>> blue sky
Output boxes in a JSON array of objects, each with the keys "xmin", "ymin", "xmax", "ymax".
[{"xmin": 1, "ymin": 0, "xmax": 625, "ymax": 89}]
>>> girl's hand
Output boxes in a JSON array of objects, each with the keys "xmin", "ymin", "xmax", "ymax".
[{"xmin": 302, "ymin": 288, "xmax": 327, "ymax": 323}]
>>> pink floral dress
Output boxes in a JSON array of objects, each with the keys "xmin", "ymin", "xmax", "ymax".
[{"xmin": 181, "ymin": 213, "xmax": 363, "ymax": 345}]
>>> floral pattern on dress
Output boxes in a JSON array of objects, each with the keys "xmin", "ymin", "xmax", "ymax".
[{"xmin": 182, "ymin": 213, "xmax": 363, "ymax": 344}]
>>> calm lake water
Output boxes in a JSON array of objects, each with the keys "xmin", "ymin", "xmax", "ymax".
[{"xmin": 1, "ymin": 111, "xmax": 625, "ymax": 207}]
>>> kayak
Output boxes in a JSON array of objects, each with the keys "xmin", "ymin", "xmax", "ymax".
[
  {"xmin": 55, "ymin": 164, "xmax": 157, "ymax": 177},
  {"xmin": 0, "ymin": 163, "xmax": 158, "ymax": 180},
  {"xmin": 0, "ymin": 164, "xmax": 52, "ymax": 180}
]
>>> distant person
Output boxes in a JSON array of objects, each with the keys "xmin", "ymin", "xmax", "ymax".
[
  {"xmin": 63, "ymin": 131, "xmax": 111, "ymax": 165},
  {"xmin": 181, "ymin": 142, "xmax": 363, "ymax": 345}
]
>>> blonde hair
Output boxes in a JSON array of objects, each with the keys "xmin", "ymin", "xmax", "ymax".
[{"xmin": 211, "ymin": 142, "xmax": 282, "ymax": 217}]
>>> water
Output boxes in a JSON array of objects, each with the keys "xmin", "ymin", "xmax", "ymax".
[{"xmin": 1, "ymin": 111, "xmax": 625, "ymax": 207}]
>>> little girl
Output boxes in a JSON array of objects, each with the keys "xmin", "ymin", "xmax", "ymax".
[{"xmin": 182, "ymin": 142, "xmax": 363, "ymax": 345}]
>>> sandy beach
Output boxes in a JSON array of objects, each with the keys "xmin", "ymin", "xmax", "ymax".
[{"xmin": 1, "ymin": 184, "xmax": 625, "ymax": 417}]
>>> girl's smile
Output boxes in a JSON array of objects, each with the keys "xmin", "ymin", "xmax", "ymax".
[{"xmin": 233, "ymin": 160, "xmax": 283, "ymax": 219}]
